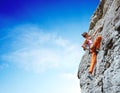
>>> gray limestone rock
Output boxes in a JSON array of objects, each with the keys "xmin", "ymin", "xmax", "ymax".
[{"xmin": 77, "ymin": 0, "xmax": 120, "ymax": 93}]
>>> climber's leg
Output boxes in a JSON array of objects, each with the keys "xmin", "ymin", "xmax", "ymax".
[
  {"xmin": 90, "ymin": 45, "xmax": 96, "ymax": 53},
  {"xmin": 89, "ymin": 52, "xmax": 97, "ymax": 74},
  {"xmin": 93, "ymin": 35, "xmax": 102, "ymax": 49},
  {"xmin": 88, "ymin": 35, "xmax": 102, "ymax": 74}
]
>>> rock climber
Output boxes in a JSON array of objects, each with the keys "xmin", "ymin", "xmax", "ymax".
[{"xmin": 81, "ymin": 27, "xmax": 102, "ymax": 74}]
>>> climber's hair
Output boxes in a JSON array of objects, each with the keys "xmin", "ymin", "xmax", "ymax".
[{"xmin": 82, "ymin": 32, "xmax": 88, "ymax": 38}]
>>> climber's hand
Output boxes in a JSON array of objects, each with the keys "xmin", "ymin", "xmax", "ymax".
[{"xmin": 83, "ymin": 48, "xmax": 86, "ymax": 51}]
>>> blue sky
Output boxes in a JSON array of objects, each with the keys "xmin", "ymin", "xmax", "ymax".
[{"xmin": 0, "ymin": 0, "xmax": 99, "ymax": 93}]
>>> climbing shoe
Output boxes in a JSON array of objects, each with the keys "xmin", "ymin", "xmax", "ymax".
[{"xmin": 87, "ymin": 75, "xmax": 93, "ymax": 80}]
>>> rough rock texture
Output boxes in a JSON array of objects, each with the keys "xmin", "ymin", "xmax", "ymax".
[{"xmin": 77, "ymin": 0, "xmax": 120, "ymax": 93}]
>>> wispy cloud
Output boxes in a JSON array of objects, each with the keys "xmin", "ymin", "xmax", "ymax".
[{"xmin": 1, "ymin": 24, "xmax": 82, "ymax": 73}]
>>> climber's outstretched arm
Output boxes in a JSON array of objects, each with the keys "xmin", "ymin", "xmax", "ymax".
[{"xmin": 91, "ymin": 27, "xmax": 102, "ymax": 39}]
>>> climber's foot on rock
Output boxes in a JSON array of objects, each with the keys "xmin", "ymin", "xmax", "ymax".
[{"xmin": 87, "ymin": 75, "xmax": 93, "ymax": 80}]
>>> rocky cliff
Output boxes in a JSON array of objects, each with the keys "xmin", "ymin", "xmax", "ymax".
[{"xmin": 77, "ymin": 0, "xmax": 120, "ymax": 93}]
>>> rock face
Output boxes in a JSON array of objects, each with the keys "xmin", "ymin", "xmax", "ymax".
[{"xmin": 77, "ymin": 0, "xmax": 120, "ymax": 93}]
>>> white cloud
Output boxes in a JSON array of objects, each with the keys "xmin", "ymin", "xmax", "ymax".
[
  {"xmin": 55, "ymin": 37, "xmax": 70, "ymax": 48},
  {"xmin": 2, "ymin": 24, "xmax": 82, "ymax": 73},
  {"xmin": 3, "ymin": 49, "xmax": 60, "ymax": 73}
]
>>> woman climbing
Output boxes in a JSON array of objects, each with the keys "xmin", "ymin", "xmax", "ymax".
[{"xmin": 81, "ymin": 27, "xmax": 102, "ymax": 74}]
